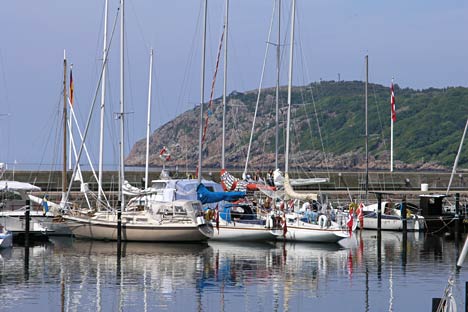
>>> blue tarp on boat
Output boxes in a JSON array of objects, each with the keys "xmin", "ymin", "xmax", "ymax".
[{"xmin": 196, "ymin": 183, "xmax": 246, "ymax": 204}]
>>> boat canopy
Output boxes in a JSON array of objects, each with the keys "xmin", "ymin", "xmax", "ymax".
[
  {"xmin": 0, "ymin": 181, "xmax": 41, "ymax": 192},
  {"xmin": 196, "ymin": 183, "xmax": 245, "ymax": 204}
]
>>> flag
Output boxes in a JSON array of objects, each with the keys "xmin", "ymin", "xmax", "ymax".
[
  {"xmin": 391, "ymin": 81, "xmax": 396, "ymax": 122},
  {"xmin": 283, "ymin": 212, "xmax": 288, "ymax": 238},
  {"xmin": 70, "ymin": 66, "xmax": 74, "ymax": 106},
  {"xmin": 357, "ymin": 202, "xmax": 364, "ymax": 229},
  {"xmin": 42, "ymin": 196, "xmax": 49, "ymax": 215},
  {"xmin": 347, "ymin": 213, "xmax": 354, "ymax": 236}
]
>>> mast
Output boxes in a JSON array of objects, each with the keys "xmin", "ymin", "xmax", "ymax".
[
  {"xmin": 447, "ymin": 119, "xmax": 468, "ymax": 195},
  {"xmin": 145, "ymin": 49, "xmax": 154, "ymax": 189},
  {"xmin": 62, "ymin": 50, "xmax": 68, "ymax": 197},
  {"xmin": 221, "ymin": 0, "xmax": 229, "ymax": 169},
  {"xmin": 98, "ymin": 0, "xmax": 109, "ymax": 205},
  {"xmin": 390, "ymin": 78, "xmax": 394, "ymax": 172},
  {"xmin": 275, "ymin": 0, "xmax": 281, "ymax": 170},
  {"xmin": 285, "ymin": 0, "xmax": 295, "ymax": 175},
  {"xmin": 365, "ymin": 55, "xmax": 369, "ymax": 204},
  {"xmin": 119, "ymin": 0, "xmax": 125, "ymax": 209},
  {"xmin": 197, "ymin": 0, "xmax": 207, "ymax": 183}
]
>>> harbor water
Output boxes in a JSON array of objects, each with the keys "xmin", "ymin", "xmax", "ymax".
[{"xmin": 1, "ymin": 232, "xmax": 467, "ymax": 311}]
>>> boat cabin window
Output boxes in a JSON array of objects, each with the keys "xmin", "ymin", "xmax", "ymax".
[
  {"xmin": 151, "ymin": 182, "xmax": 167, "ymax": 189},
  {"xmin": 191, "ymin": 202, "xmax": 202, "ymax": 212},
  {"xmin": 174, "ymin": 205, "xmax": 187, "ymax": 215},
  {"xmin": 136, "ymin": 218, "xmax": 148, "ymax": 222},
  {"xmin": 0, "ymin": 190, "xmax": 24, "ymax": 201}
]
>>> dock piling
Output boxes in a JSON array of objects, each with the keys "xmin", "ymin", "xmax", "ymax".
[
  {"xmin": 25, "ymin": 199, "xmax": 30, "ymax": 247},
  {"xmin": 377, "ymin": 193, "xmax": 382, "ymax": 232}
]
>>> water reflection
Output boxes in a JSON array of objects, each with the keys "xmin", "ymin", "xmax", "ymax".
[{"xmin": 0, "ymin": 233, "xmax": 466, "ymax": 312}]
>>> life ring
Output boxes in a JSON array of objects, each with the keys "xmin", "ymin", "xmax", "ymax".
[
  {"xmin": 318, "ymin": 215, "xmax": 328, "ymax": 228},
  {"xmin": 159, "ymin": 146, "xmax": 171, "ymax": 162}
]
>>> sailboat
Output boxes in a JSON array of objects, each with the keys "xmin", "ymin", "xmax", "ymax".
[
  {"xmin": 270, "ymin": 0, "xmax": 349, "ymax": 243},
  {"xmin": 197, "ymin": 0, "xmax": 279, "ymax": 242},
  {"xmin": 56, "ymin": 0, "xmax": 213, "ymax": 242}
]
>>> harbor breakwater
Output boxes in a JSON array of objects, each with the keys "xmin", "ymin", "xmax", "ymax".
[{"xmin": 5, "ymin": 168, "xmax": 468, "ymax": 204}]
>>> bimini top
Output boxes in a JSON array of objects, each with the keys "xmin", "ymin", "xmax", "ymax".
[{"xmin": 0, "ymin": 180, "xmax": 41, "ymax": 192}]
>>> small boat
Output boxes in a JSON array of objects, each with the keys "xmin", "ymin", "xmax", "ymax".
[
  {"xmin": 63, "ymin": 200, "xmax": 213, "ymax": 242},
  {"xmin": 360, "ymin": 201, "xmax": 425, "ymax": 231},
  {"xmin": 0, "ymin": 224, "xmax": 13, "ymax": 248}
]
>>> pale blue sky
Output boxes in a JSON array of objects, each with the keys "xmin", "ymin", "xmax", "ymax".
[{"xmin": 0, "ymin": 0, "xmax": 467, "ymax": 169}]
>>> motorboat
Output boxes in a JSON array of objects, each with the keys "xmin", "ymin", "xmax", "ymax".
[{"xmin": 359, "ymin": 201, "xmax": 425, "ymax": 231}]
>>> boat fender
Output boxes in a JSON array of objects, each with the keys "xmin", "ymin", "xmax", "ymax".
[
  {"xmin": 318, "ymin": 215, "xmax": 328, "ymax": 228},
  {"xmin": 196, "ymin": 216, "xmax": 206, "ymax": 225},
  {"xmin": 266, "ymin": 215, "xmax": 272, "ymax": 229},
  {"xmin": 414, "ymin": 217, "xmax": 420, "ymax": 231}
]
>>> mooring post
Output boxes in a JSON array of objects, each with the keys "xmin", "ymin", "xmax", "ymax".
[
  {"xmin": 431, "ymin": 298, "xmax": 443, "ymax": 312},
  {"xmin": 117, "ymin": 200, "xmax": 122, "ymax": 245},
  {"xmin": 25, "ymin": 199, "xmax": 30, "ymax": 247},
  {"xmin": 455, "ymin": 193, "xmax": 460, "ymax": 240},
  {"xmin": 377, "ymin": 193, "xmax": 382, "ymax": 232},
  {"xmin": 465, "ymin": 281, "xmax": 468, "ymax": 312},
  {"xmin": 401, "ymin": 197, "xmax": 407, "ymax": 234}
]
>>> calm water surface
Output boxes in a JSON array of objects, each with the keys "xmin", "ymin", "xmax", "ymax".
[{"xmin": 0, "ymin": 232, "xmax": 467, "ymax": 311}]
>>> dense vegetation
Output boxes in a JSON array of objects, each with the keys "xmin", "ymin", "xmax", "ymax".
[{"xmin": 127, "ymin": 81, "xmax": 468, "ymax": 170}]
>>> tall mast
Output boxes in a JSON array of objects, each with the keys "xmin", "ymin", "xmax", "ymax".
[
  {"xmin": 365, "ymin": 55, "xmax": 369, "ymax": 204},
  {"xmin": 98, "ymin": 0, "xmax": 109, "ymax": 205},
  {"xmin": 197, "ymin": 0, "xmax": 207, "ymax": 183},
  {"xmin": 275, "ymin": 0, "xmax": 281, "ymax": 170},
  {"xmin": 145, "ymin": 49, "xmax": 154, "ymax": 189},
  {"xmin": 62, "ymin": 50, "xmax": 68, "ymax": 196},
  {"xmin": 119, "ymin": 0, "xmax": 125, "ymax": 209},
  {"xmin": 221, "ymin": 0, "xmax": 229, "ymax": 169},
  {"xmin": 285, "ymin": 0, "xmax": 295, "ymax": 174},
  {"xmin": 390, "ymin": 78, "xmax": 395, "ymax": 172},
  {"xmin": 447, "ymin": 119, "xmax": 468, "ymax": 195}
]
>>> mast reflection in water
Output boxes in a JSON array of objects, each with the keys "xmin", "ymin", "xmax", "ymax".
[{"xmin": 0, "ymin": 232, "xmax": 467, "ymax": 311}]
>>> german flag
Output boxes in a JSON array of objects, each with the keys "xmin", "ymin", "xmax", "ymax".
[{"xmin": 69, "ymin": 66, "xmax": 74, "ymax": 105}]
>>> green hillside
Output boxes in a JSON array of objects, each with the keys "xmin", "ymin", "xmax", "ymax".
[{"xmin": 127, "ymin": 81, "xmax": 468, "ymax": 170}]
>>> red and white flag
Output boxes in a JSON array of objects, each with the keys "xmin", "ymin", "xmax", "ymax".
[{"xmin": 391, "ymin": 81, "xmax": 396, "ymax": 122}]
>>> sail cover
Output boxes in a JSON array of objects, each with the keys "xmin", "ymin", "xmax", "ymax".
[
  {"xmin": 197, "ymin": 183, "xmax": 246, "ymax": 204},
  {"xmin": 0, "ymin": 181, "xmax": 41, "ymax": 192}
]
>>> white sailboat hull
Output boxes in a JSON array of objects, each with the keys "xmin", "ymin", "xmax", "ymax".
[
  {"xmin": 360, "ymin": 216, "xmax": 424, "ymax": 231},
  {"xmin": 211, "ymin": 222, "xmax": 276, "ymax": 241},
  {"xmin": 0, "ymin": 215, "xmax": 50, "ymax": 235},
  {"xmin": 0, "ymin": 211, "xmax": 72, "ymax": 236},
  {"xmin": 63, "ymin": 215, "xmax": 213, "ymax": 242},
  {"xmin": 272, "ymin": 223, "xmax": 349, "ymax": 243}
]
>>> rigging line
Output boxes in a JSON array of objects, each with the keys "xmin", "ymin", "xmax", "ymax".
[
  {"xmin": 177, "ymin": 2, "xmax": 203, "ymax": 113},
  {"xmin": 123, "ymin": 24, "xmax": 136, "ymax": 159},
  {"xmin": 201, "ymin": 27, "xmax": 225, "ymax": 148},
  {"xmin": 64, "ymin": 4, "xmax": 120, "ymax": 204},
  {"xmin": 243, "ymin": 0, "xmax": 277, "ymax": 178},
  {"xmin": 371, "ymin": 84, "xmax": 388, "ymax": 151},
  {"xmin": 128, "ymin": 0, "xmax": 150, "ymax": 51},
  {"xmin": 295, "ymin": 15, "xmax": 331, "ymax": 180}
]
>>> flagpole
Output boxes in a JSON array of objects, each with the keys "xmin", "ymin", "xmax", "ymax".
[
  {"xmin": 390, "ymin": 78, "xmax": 395, "ymax": 172},
  {"xmin": 145, "ymin": 48, "xmax": 154, "ymax": 190},
  {"xmin": 98, "ymin": 0, "xmax": 109, "ymax": 207},
  {"xmin": 69, "ymin": 65, "xmax": 73, "ymax": 171},
  {"xmin": 62, "ymin": 50, "xmax": 68, "ymax": 200},
  {"xmin": 365, "ymin": 55, "xmax": 368, "ymax": 205}
]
